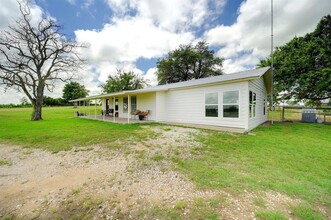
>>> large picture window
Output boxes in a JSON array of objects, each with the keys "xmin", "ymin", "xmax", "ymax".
[
  {"xmin": 131, "ymin": 96, "xmax": 137, "ymax": 111},
  {"xmin": 123, "ymin": 97, "xmax": 128, "ymax": 113},
  {"xmin": 205, "ymin": 93, "xmax": 218, "ymax": 117},
  {"xmin": 223, "ymin": 91, "xmax": 239, "ymax": 118},
  {"xmin": 249, "ymin": 91, "xmax": 256, "ymax": 118}
]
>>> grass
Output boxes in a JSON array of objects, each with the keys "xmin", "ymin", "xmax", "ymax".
[
  {"xmin": 255, "ymin": 210, "xmax": 288, "ymax": 220},
  {"xmin": 0, "ymin": 107, "xmax": 330, "ymax": 218},
  {"xmin": 0, "ymin": 107, "xmax": 148, "ymax": 153},
  {"xmin": 173, "ymin": 122, "xmax": 331, "ymax": 212},
  {"xmin": 0, "ymin": 159, "xmax": 12, "ymax": 166},
  {"xmin": 291, "ymin": 204, "xmax": 324, "ymax": 220}
]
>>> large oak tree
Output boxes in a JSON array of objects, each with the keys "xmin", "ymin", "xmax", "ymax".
[
  {"xmin": 259, "ymin": 15, "xmax": 331, "ymax": 104},
  {"xmin": 0, "ymin": 1, "xmax": 83, "ymax": 120},
  {"xmin": 62, "ymin": 82, "xmax": 89, "ymax": 103},
  {"xmin": 156, "ymin": 41, "xmax": 224, "ymax": 85},
  {"xmin": 101, "ymin": 70, "xmax": 148, "ymax": 93}
]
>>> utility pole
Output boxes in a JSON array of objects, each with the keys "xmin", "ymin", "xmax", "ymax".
[{"xmin": 271, "ymin": 0, "xmax": 274, "ymax": 124}]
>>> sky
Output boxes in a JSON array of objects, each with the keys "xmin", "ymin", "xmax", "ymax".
[{"xmin": 0, "ymin": 0, "xmax": 330, "ymax": 104}]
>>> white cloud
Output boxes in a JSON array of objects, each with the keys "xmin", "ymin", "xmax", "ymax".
[
  {"xmin": 144, "ymin": 68, "xmax": 158, "ymax": 86},
  {"xmin": 66, "ymin": 0, "xmax": 76, "ymax": 5},
  {"xmin": 105, "ymin": 0, "xmax": 226, "ymax": 32},
  {"xmin": 205, "ymin": 0, "xmax": 331, "ymax": 72},
  {"xmin": 0, "ymin": 0, "xmax": 43, "ymax": 30},
  {"xmin": 75, "ymin": 17, "xmax": 194, "ymax": 64}
]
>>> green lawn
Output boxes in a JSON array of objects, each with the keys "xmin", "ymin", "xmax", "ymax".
[
  {"xmin": 0, "ymin": 107, "xmax": 330, "ymax": 219},
  {"xmin": 174, "ymin": 122, "xmax": 331, "ymax": 217},
  {"xmin": 0, "ymin": 107, "xmax": 144, "ymax": 152}
]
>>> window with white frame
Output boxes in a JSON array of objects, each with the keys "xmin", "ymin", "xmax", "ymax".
[
  {"xmin": 123, "ymin": 97, "xmax": 128, "ymax": 113},
  {"xmin": 249, "ymin": 91, "xmax": 257, "ymax": 118},
  {"xmin": 223, "ymin": 91, "xmax": 239, "ymax": 118},
  {"xmin": 205, "ymin": 92, "xmax": 218, "ymax": 117},
  {"xmin": 131, "ymin": 96, "xmax": 137, "ymax": 111}
]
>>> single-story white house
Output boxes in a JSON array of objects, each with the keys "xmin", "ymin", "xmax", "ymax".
[{"xmin": 72, "ymin": 67, "xmax": 272, "ymax": 132}]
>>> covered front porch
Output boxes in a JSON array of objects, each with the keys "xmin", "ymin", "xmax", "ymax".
[{"xmin": 70, "ymin": 90, "xmax": 155, "ymax": 124}]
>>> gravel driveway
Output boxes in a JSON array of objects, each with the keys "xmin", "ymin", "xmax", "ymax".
[{"xmin": 0, "ymin": 126, "xmax": 300, "ymax": 219}]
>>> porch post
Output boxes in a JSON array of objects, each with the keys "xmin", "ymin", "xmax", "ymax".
[
  {"xmin": 102, "ymin": 99, "xmax": 105, "ymax": 121},
  {"xmin": 128, "ymin": 95, "xmax": 130, "ymax": 124},
  {"xmin": 113, "ymin": 97, "xmax": 115, "ymax": 122},
  {"xmin": 88, "ymin": 100, "xmax": 91, "ymax": 116},
  {"xmin": 74, "ymin": 101, "xmax": 76, "ymax": 116},
  {"xmin": 282, "ymin": 106, "xmax": 285, "ymax": 121},
  {"xmin": 94, "ymin": 99, "xmax": 97, "ymax": 119}
]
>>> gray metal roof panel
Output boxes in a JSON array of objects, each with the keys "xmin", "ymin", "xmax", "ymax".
[{"xmin": 70, "ymin": 67, "xmax": 271, "ymax": 101}]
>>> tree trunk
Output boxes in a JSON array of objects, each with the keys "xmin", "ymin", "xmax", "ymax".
[
  {"xmin": 31, "ymin": 84, "xmax": 44, "ymax": 121},
  {"xmin": 31, "ymin": 103, "xmax": 43, "ymax": 121}
]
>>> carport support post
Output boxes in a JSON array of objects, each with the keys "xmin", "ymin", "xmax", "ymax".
[
  {"xmin": 113, "ymin": 97, "xmax": 115, "ymax": 122},
  {"xmin": 102, "ymin": 99, "xmax": 105, "ymax": 121},
  {"xmin": 77, "ymin": 101, "xmax": 80, "ymax": 116},
  {"xmin": 128, "ymin": 95, "xmax": 130, "ymax": 124},
  {"xmin": 282, "ymin": 107, "xmax": 285, "ymax": 121},
  {"xmin": 88, "ymin": 100, "xmax": 91, "ymax": 116},
  {"xmin": 94, "ymin": 99, "xmax": 97, "ymax": 119}
]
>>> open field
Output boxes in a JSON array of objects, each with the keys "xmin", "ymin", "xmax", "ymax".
[
  {"xmin": 0, "ymin": 107, "xmax": 330, "ymax": 219},
  {"xmin": 269, "ymin": 107, "xmax": 331, "ymax": 123}
]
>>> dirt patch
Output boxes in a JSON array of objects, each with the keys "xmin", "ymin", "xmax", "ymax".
[{"xmin": 0, "ymin": 126, "xmax": 302, "ymax": 219}]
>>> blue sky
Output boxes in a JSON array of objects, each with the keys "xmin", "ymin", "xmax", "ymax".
[
  {"xmin": 0, "ymin": 0, "xmax": 330, "ymax": 103},
  {"xmin": 47, "ymin": 0, "xmax": 242, "ymax": 74}
]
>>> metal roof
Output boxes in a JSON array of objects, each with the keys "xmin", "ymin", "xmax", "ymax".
[{"xmin": 71, "ymin": 67, "xmax": 271, "ymax": 102}]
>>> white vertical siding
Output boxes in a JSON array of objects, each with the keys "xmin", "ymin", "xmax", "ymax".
[
  {"xmin": 248, "ymin": 77, "xmax": 268, "ymax": 130},
  {"xmin": 137, "ymin": 92, "xmax": 156, "ymax": 120},
  {"xmin": 155, "ymin": 91, "xmax": 167, "ymax": 121},
  {"xmin": 166, "ymin": 82, "xmax": 249, "ymax": 129},
  {"xmin": 101, "ymin": 98, "xmax": 106, "ymax": 111}
]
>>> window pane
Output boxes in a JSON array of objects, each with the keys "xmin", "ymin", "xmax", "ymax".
[
  {"xmin": 123, "ymin": 97, "xmax": 128, "ymax": 113},
  {"xmin": 205, "ymin": 93, "xmax": 218, "ymax": 105},
  {"xmin": 223, "ymin": 105, "xmax": 239, "ymax": 118},
  {"xmin": 206, "ymin": 105, "xmax": 218, "ymax": 117},
  {"xmin": 223, "ymin": 91, "xmax": 239, "ymax": 104},
  {"xmin": 131, "ymin": 96, "xmax": 137, "ymax": 111}
]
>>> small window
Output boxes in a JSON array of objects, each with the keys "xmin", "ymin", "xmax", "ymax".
[
  {"xmin": 131, "ymin": 96, "xmax": 137, "ymax": 111},
  {"xmin": 205, "ymin": 93, "xmax": 218, "ymax": 117},
  {"xmin": 223, "ymin": 91, "xmax": 239, "ymax": 118},
  {"xmin": 249, "ymin": 91, "xmax": 256, "ymax": 118},
  {"xmin": 123, "ymin": 97, "xmax": 128, "ymax": 113}
]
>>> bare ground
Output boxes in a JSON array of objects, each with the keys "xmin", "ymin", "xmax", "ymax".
[{"xmin": 0, "ymin": 126, "xmax": 301, "ymax": 219}]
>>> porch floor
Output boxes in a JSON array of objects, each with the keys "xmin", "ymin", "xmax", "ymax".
[
  {"xmin": 77, "ymin": 115, "xmax": 246, "ymax": 133},
  {"xmin": 78, "ymin": 115, "xmax": 153, "ymax": 124}
]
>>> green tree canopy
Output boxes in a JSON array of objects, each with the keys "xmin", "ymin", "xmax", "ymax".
[
  {"xmin": 62, "ymin": 82, "xmax": 89, "ymax": 102},
  {"xmin": 156, "ymin": 41, "xmax": 224, "ymax": 85},
  {"xmin": 101, "ymin": 70, "xmax": 148, "ymax": 93},
  {"xmin": 259, "ymin": 15, "xmax": 331, "ymax": 104}
]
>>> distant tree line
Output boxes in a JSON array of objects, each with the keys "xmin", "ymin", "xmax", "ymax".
[{"xmin": 0, "ymin": 81, "xmax": 89, "ymax": 107}]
